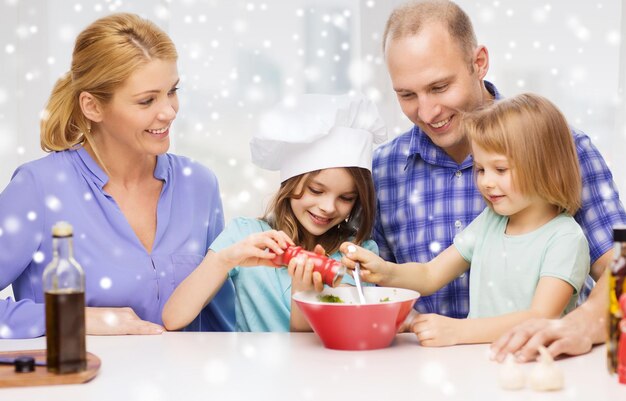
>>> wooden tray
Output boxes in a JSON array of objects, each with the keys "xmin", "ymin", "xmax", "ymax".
[{"xmin": 0, "ymin": 349, "xmax": 100, "ymax": 388}]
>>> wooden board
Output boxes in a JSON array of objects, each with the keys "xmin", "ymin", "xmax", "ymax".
[{"xmin": 0, "ymin": 349, "xmax": 100, "ymax": 388}]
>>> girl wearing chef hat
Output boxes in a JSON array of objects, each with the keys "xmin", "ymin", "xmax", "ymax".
[{"xmin": 163, "ymin": 93, "xmax": 387, "ymax": 332}]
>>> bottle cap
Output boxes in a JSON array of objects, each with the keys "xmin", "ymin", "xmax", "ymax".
[
  {"xmin": 14, "ymin": 356, "xmax": 35, "ymax": 373},
  {"xmin": 52, "ymin": 221, "xmax": 74, "ymax": 238}
]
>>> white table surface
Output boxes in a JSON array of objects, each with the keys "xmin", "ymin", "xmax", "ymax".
[{"xmin": 0, "ymin": 332, "xmax": 624, "ymax": 400}]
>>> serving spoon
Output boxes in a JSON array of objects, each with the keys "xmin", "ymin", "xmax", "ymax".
[
  {"xmin": 353, "ymin": 262, "xmax": 367, "ymax": 304},
  {"xmin": 347, "ymin": 245, "xmax": 366, "ymax": 304}
]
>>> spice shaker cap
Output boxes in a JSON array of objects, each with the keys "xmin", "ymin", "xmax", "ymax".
[
  {"xmin": 614, "ymin": 226, "xmax": 626, "ymax": 242},
  {"xmin": 14, "ymin": 356, "xmax": 35, "ymax": 373}
]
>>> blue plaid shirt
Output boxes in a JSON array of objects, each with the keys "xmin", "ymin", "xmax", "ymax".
[{"xmin": 372, "ymin": 81, "xmax": 626, "ymax": 318}]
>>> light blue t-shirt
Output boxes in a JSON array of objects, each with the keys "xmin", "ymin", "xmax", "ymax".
[
  {"xmin": 453, "ymin": 207, "xmax": 590, "ymax": 318},
  {"xmin": 209, "ymin": 217, "xmax": 378, "ymax": 332}
]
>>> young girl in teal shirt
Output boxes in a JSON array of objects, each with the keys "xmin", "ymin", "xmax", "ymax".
[
  {"xmin": 163, "ymin": 93, "xmax": 386, "ymax": 331},
  {"xmin": 341, "ymin": 93, "xmax": 590, "ymax": 346}
]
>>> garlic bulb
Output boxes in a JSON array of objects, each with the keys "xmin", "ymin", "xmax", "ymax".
[
  {"xmin": 528, "ymin": 346, "xmax": 564, "ymax": 391},
  {"xmin": 498, "ymin": 354, "xmax": 525, "ymax": 390}
]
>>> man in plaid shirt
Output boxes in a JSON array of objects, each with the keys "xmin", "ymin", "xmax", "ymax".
[{"xmin": 376, "ymin": 0, "xmax": 626, "ymax": 339}]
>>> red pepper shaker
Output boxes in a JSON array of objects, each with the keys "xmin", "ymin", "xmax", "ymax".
[
  {"xmin": 273, "ymin": 246, "xmax": 345, "ymax": 287},
  {"xmin": 618, "ymin": 293, "xmax": 626, "ymax": 384}
]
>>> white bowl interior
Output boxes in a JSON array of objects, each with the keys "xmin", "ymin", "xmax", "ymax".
[{"xmin": 293, "ymin": 286, "xmax": 419, "ymax": 305}]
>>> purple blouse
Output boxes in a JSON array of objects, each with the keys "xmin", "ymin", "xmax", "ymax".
[{"xmin": 0, "ymin": 147, "xmax": 234, "ymax": 338}]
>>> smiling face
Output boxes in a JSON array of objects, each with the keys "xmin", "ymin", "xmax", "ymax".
[
  {"xmin": 93, "ymin": 59, "xmax": 179, "ymax": 159},
  {"xmin": 386, "ymin": 22, "xmax": 491, "ymax": 163},
  {"xmin": 289, "ymin": 168, "xmax": 358, "ymax": 238},
  {"xmin": 472, "ymin": 143, "xmax": 524, "ymax": 215},
  {"xmin": 472, "ymin": 142, "xmax": 555, "ymax": 232}
]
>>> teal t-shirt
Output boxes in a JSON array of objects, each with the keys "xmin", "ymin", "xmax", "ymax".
[
  {"xmin": 453, "ymin": 208, "xmax": 590, "ymax": 318},
  {"xmin": 209, "ymin": 217, "xmax": 378, "ymax": 332}
]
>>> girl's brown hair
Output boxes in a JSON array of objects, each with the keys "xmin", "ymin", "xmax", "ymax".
[
  {"xmin": 263, "ymin": 167, "xmax": 376, "ymax": 255},
  {"xmin": 463, "ymin": 93, "xmax": 582, "ymax": 215},
  {"xmin": 40, "ymin": 13, "xmax": 177, "ymax": 154}
]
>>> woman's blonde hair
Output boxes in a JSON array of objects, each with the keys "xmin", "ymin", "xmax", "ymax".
[
  {"xmin": 40, "ymin": 13, "xmax": 177, "ymax": 152},
  {"xmin": 463, "ymin": 93, "xmax": 582, "ymax": 215},
  {"xmin": 263, "ymin": 167, "xmax": 376, "ymax": 255}
]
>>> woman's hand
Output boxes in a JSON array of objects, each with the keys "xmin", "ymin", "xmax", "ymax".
[
  {"xmin": 219, "ymin": 230, "xmax": 294, "ymax": 269},
  {"xmin": 288, "ymin": 244, "xmax": 325, "ymax": 294},
  {"xmin": 86, "ymin": 307, "xmax": 164, "ymax": 335},
  {"xmin": 339, "ymin": 242, "xmax": 392, "ymax": 285}
]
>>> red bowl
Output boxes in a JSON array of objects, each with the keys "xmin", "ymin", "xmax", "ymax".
[{"xmin": 293, "ymin": 287, "xmax": 420, "ymax": 350}]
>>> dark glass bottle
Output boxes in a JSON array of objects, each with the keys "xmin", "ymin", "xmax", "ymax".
[
  {"xmin": 42, "ymin": 222, "xmax": 87, "ymax": 374},
  {"xmin": 608, "ymin": 227, "xmax": 626, "ymax": 374},
  {"xmin": 273, "ymin": 246, "xmax": 345, "ymax": 287},
  {"xmin": 618, "ymin": 294, "xmax": 626, "ymax": 383}
]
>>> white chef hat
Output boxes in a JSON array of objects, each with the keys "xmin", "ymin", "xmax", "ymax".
[{"xmin": 250, "ymin": 93, "xmax": 387, "ymax": 182}]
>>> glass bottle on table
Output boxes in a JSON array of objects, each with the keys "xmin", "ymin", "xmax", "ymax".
[
  {"xmin": 607, "ymin": 226, "xmax": 626, "ymax": 375},
  {"xmin": 42, "ymin": 221, "xmax": 87, "ymax": 374},
  {"xmin": 618, "ymin": 293, "xmax": 626, "ymax": 384}
]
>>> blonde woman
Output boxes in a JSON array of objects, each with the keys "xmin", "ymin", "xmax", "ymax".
[
  {"xmin": 0, "ymin": 13, "xmax": 234, "ymax": 338},
  {"xmin": 342, "ymin": 94, "xmax": 590, "ymax": 346}
]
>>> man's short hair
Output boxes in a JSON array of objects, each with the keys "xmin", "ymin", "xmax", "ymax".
[{"xmin": 383, "ymin": 0, "xmax": 477, "ymax": 63}]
